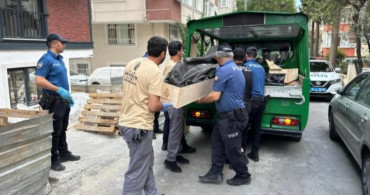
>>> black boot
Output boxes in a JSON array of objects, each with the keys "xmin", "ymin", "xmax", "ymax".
[
  {"xmin": 51, "ymin": 159, "xmax": 65, "ymax": 171},
  {"xmin": 176, "ymin": 155, "xmax": 190, "ymax": 164},
  {"xmin": 164, "ymin": 160, "xmax": 182, "ymax": 173},
  {"xmin": 247, "ymin": 153, "xmax": 259, "ymax": 162},
  {"xmin": 60, "ymin": 151, "xmax": 80, "ymax": 162},
  {"xmin": 199, "ymin": 170, "xmax": 223, "ymax": 184},
  {"xmin": 161, "ymin": 143, "xmax": 167, "ymax": 151},
  {"xmin": 180, "ymin": 144, "xmax": 196, "ymax": 154},
  {"xmin": 226, "ymin": 176, "xmax": 251, "ymax": 186}
]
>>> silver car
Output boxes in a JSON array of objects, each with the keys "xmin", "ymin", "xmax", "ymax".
[{"xmin": 328, "ymin": 71, "xmax": 370, "ymax": 194}]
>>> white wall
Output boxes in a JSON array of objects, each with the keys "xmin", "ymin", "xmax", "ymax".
[{"xmin": 0, "ymin": 49, "xmax": 93, "ymax": 108}]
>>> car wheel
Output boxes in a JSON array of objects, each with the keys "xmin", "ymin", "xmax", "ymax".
[
  {"xmin": 329, "ymin": 111, "xmax": 339, "ymax": 141},
  {"xmin": 92, "ymin": 82, "xmax": 100, "ymax": 85},
  {"xmin": 290, "ymin": 134, "xmax": 302, "ymax": 142},
  {"xmin": 363, "ymin": 154, "xmax": 370, "ymax": 195},
  {"xmin": 201, "ymin": 126, "xmax": 214, "ymax": 132}
]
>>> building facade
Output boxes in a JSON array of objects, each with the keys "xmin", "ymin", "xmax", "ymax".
[
  {"xmin": 90, "ymin": 0, "xmax": 222, "ymax": 71},
  {"xmin": 0, "ymin": 0, "xmax": 94, "ymax": 108}
]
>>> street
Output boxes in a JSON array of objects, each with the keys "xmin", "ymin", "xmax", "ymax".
[{"xmin": 49, "ymin": 99, "xmax": 362, "ymax": 195}]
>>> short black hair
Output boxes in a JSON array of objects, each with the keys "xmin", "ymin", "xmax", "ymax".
[
  {"xmin": 233, "ymin": 47, "xmax": 246, "ymax": 61},
  {"xmin": 168, "ymin": 41, "xmax": 182, "ymax": 56},
  {"xmin": 246, "ymin": 46, "xmax": 257, "ymax": 58},
  {"xmin": 147, "ymin": 36, "xmax": 168, "ymax": 57}
]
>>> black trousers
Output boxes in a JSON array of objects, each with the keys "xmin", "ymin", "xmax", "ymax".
[
  {"xmin": 163, "ymin": 111, "xmax": 170, "ymax": 145},
  {"xmin": 247, "ymin": 98, "xmax": 265, "ymax": 155},
  {"xmin": 211, "ymin": 108, "xmax": 250, "ymax": 178},
  {"xmin": 48, "ymin": 98, "xmax": 70, "ymax": 161},
  {"xmin": 153, "ymin": 112, "xmax": 160, "ymax": 131}
]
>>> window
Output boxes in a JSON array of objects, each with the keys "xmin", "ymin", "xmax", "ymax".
[
  {"xmin": 107, "ymin": 24, "xmax": 136, "ymax": 46},
  {"xmin": 343, "ymin": 74, "xmax": 368, "ymax": 100},
  {"xmin": 0, "ymin": 0, "xmax": 47, "ymax": 39},
  {"xmin": 8, "ymin": 67, "xmax": 41, "ymax": 108},
  {"xmin": 169, "ymin": 24, "xmax": 180, "ymax": 41},
  {"xmin": 219, "ymin": 0, "xmax": 228, "ymax": 7},
  {"xmin": 183, "ymin": 0, "xmax": 192, "ymax": 6},
  {"xmin": 323, "ymin": 33, "xmax": 332, "ymax": 47},
  {"xmin": 76, "ymin": 63, "xmax": 89, "ymax": 75},
  {"xmin": 340, "ymin": 7, "xmax": 353, "ymax": 24},
  {"xmin": 194, "ymin": 0, "xmax": 202, "ymax": 11},
  {"xmin": 357, "ymin": 76, "xmax": 370, "ymax": 107},
  {"xmin": 310, "ymin": 62, "xmax": 333, "ymax": 72}
]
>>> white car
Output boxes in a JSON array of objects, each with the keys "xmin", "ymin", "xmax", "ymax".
[
  {"xmin": 88, "ymin": 67, "xmax": 125, "ymax": 85},
  {"xmin": 29, "ymin": 71, "xmax": 89, "ymax": 85},
  {"xmin": 310, "ymin": 60, "xmax": 342, "ymax": 97}
]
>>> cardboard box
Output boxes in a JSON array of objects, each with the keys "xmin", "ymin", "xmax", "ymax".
[
  {"xmin": 161, "ymin": 78, "xmax": 215, "ymax": 108},
  {"xmin": 266, "ymin": 59, "xmax": 298, "ymax": 84}
]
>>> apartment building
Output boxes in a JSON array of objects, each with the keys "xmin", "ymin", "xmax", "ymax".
[
  {"xmin": 321, "ymin": 7, "xmax": 369, "ymax": 58},
  {"xmin": 90, "ymin": 0, "xmax": 221, "ymax": 70},
  {"xmin": 0, "ymin": 0, "xmax": 94, "ymax": 108}
]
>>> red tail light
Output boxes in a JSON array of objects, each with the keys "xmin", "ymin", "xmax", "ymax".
[
  {"xmin": 190, "ymin": 110, "xmax": 211, "ymax": 119},
  {"xmin": 272, "ymin": 116, "xmax": 299, "ymax": 126}
]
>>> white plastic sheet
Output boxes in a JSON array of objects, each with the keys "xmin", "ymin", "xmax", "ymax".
[{"xmin": 68, "ymin": 93, "xmax": 90, "ymax": 128}]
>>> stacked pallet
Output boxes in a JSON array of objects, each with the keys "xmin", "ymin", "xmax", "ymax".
[
  {"xmin": 0, "ymin": 108, "xmax": 49, "ymax": 126},
  {"xmin": 76, "ymin": 93, "xmax": 122, "ymax": 134}
]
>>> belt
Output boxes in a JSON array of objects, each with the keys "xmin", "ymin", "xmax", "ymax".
[
  {"xmin": 218, "ymin": 107, "xmax": 247, "ymax": 119},
  {"xmin": 251, "ymin": 96, "xmax": 264, "ymax": 101}
]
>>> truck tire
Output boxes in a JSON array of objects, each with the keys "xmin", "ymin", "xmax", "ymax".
[
  {"xmin": 201, "ymin": 126, "xmax": 214, "ymax": 132},
  {"xmin": 290, "ymin": 134, "xmax": 302, "ymax": 142}
]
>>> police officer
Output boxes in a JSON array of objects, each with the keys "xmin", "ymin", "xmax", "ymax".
[
  {"xmin": 233, "ymin": 48, "xmax": 253, "ymax": 152},
  {"xmin": 118, "ymin": 36, "xmax": 171, "ymax": 195},
  {"xmin": 197, "ymin": 44, "xmax": 251, "ymax": 186},
  {"xmin": 35, "ymin": 33, "xmax": 80, "ymax": 171},
  {"xmin": 244, "ymin": 46, "xmax": 266, "ymax": 162}
]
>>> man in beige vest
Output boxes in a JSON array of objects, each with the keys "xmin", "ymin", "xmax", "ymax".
[{"xmin": 118, "ymin": 36, "xmax": 171, "ymax": 195}]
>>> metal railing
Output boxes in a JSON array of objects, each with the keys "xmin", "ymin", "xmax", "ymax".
[{"xmin": 0, "ymin": 7, "xmax": 47, "ymax": 39}]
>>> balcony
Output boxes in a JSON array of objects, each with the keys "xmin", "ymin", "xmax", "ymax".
[{"xmin": 0, "ymin": 7, "xmax": 47, "ymax": 39}]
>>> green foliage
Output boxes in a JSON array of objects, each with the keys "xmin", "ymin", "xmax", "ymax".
[
  {"xmin": 236, "ymin": 0, "xmax": 297, "ymax": 13},
  {"xmin": 301, "ymin": 0, "xmax": 347, "ymax": 24},
  {"xmin": 325, "ymin": 48, "xmax": 347, "ymax": 71}
]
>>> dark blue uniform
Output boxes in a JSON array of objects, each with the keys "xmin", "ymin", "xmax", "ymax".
[
  {"xmin": 36, "ymin": 50, "xmax": 71, "ymax": 163},
  {"xmin": 210, "ymin": 60, "xmax": 250, "ymax": 179},
  {"xmin": 244, "ymin": 59, "xmax": 266, "ymax": 157}
]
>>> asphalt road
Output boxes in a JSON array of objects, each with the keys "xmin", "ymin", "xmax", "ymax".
[{"xmin": 49, "ymin": 99, "xmax": 362, "ymax": 195}]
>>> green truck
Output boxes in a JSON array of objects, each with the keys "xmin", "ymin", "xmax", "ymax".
[{"xmin": 184, "ymin": 11, "xmax": 310, "ymax": 141}]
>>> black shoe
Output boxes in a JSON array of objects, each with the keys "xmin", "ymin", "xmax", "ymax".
[
  {"xmin": 164, "ymin": 160, "xmax": 182, "ymax": 173},
  {"xmin": 162, "ymin": 144, "xmax": 167, "ymax": 151},
  {"xmin": 226, "ymin": 176, "xmax": 251, "ymax": 186},
  {"xmin": 199, "ymin": 171, "xmax": 223, "ymax": 184},
  {"xmin": 51, "ymin": 160, "xmax": 65, "ymax": 171},
  {"xmin": 180, "ymin": 144, "xmax": 196, "ymax": 154},
  {"xmin": 176, "ymin": 155, "xmax": 190, "ymax": 164},
  {"xmin": 154, "ymin": 129, "xmax": 163, "ymax": 134},
  {"xmin": 247, "ymin": 153, "xmax": 259, "ymax": 162},
  {"xmin": 60, "ymin": 152, "xmax": 80, "ymax": 162}
]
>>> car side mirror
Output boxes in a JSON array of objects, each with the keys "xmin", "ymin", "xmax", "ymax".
[
  {"xmin": 335, "ymin": 68, "xmax": 341, "ymax": 73},
  {"xmin": 335, "ymin": 86, "xmax": 343, "ymax": 94}
]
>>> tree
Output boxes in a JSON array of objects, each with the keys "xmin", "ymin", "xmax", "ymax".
[
  {"xmin": 236, "ymin": 0, "xmax": 297, "ymax": 13},
  {"xmin": 301, "ymin": 0, "xmax": 347, "ymax": 67},
  {"xmin": 346, "ymin": 0, "xmax": 369, "ymax": 74}
]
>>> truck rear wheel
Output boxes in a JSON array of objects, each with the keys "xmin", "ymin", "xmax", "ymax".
[
  {"xmin": 201, "ymin": 126, "xmax": 214, "ymax": 132},
  {"xmin": 290, "ymin": 134, "xmax": 302, "ymax": 142}
]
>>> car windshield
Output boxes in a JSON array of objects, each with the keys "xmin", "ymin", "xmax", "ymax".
[{"xmin": 310, "ymin": 62, "xmax": 333, "ymax": 72}]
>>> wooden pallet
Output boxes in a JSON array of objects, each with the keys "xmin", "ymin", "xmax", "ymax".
[
  {"xmin": 76, "ymin": 93, "xmax": 122, "ymax": 134},
  {"xmin": 0, "ymin": 108, "xmax": 49, "ymax": 127}
]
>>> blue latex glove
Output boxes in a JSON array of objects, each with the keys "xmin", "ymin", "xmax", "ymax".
[
  {"xmin": 69, "ymin": 97, "xmax": 75, "ymax": 107},
  {"xmin": 161, "ymin": 103, "xmax": 173, "ymax": 112},
  {"xmin": 56, "ymin": 87, "xmax": 71, "ymax": 101}
]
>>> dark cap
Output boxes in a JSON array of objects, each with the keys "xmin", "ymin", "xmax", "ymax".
[
  {"xmin": 217, "ymin": 43, "xmax": 232, "ymax": 52},
  {"xmin": 233, "ymin": 47, "xmax": 246, "ymax": 60},
  {"xmin": 46, "ymin": 33, "xmax": 68, "ymax": 43},
  {"xmin": 246, "ymin": 46, "xmax": 257, "ymax": 54}
]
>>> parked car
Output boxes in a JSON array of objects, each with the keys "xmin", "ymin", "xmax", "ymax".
[
  {"xmin": 88, "ymin": 67, "xmax": 125, "ymax": 85},
  {"xmin": 310, "ymin": 60, "xmax": 342, "ymax": 97},
  {"xmin": 328, "ymin": 71, "xmax": 370, "ymax": 194},
  {"xmin": 29, "ymin": 70, "xmax": 88, "ymax": 85}
]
